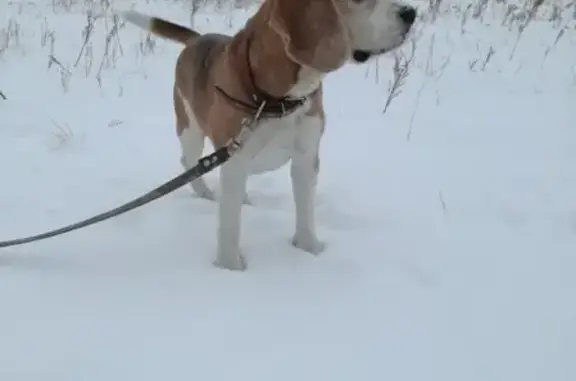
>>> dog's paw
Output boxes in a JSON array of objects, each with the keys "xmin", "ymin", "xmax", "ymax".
[
  {"xmin": 213, "ymin": 252, "xmax": 247, "ymax": 271},
  {"xmin": 292, "ymin": 234, "xmax": 326, "ymax": 255}
]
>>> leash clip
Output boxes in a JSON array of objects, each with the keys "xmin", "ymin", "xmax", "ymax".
[{"xmin": 227, "ymin": 100, "xmax": 267, "ymax": 155}]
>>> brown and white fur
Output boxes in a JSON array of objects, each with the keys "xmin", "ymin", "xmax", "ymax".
[{"xmin": 121, "ymin": 0, "xmax": 417, "ymax": 271}]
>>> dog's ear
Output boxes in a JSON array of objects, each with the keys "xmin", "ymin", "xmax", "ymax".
[{"xmin": 269, "ymin": 0, "xmax": 349, "ymax": 73}]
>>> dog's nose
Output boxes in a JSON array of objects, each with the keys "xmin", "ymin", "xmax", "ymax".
[{"xmin": 398, "ymin": 6, "xmax": 417, "ymax": 26}]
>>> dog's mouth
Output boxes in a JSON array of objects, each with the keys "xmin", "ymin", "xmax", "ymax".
[
  {"xmin": 351, "ymin": 49, "xmax": 387, "ymax": 63},
  {"xmin": 351, "ymin": 31, "xmax": 413, "ymax": 64}
]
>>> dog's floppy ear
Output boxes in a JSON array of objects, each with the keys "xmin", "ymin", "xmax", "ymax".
[{"xmin": 269, "ymin": 0, "xmax": 349, "ymax": 73}]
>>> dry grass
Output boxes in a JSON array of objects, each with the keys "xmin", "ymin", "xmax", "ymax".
[
  {"xmin": 375, "ymin": 0, "xmax": 574, "ymax": 138},
  {"xmin": 0, "ymin": 17, "xmax": 20, "ymax": 57},
  {"xmin": 47, "ymin": 119, "xmax": 75, "ymax": 150},
  {"xmin": 0, "ymin": 0, "xmax": 573, "ymax": 110},
  {"xmin": 383, "ymin": 41, "xmax": 416, "ymax": 115}
]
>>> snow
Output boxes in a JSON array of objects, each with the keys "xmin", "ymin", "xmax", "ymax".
[{"xmin": 1, "ymin": 0, "xmax": 575, "ymax": 379}]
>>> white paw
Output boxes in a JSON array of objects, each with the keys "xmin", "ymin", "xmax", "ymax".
[
  {"xmin": 213, "ymin": 252, "xmax": 247, "ymax": 271},
  {"xmin": 292, "ymin": 234, "xmax": 326, "ymax": 255}
]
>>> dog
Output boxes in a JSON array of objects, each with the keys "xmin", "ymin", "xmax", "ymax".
[{"xmin": 122, "ymin": 0, "xmax": 417, "ymax": 271}]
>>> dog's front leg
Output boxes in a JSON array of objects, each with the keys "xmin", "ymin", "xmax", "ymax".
[
  {"xmin": 214, "ymin": 157, "xmax": 248, "ymax": 271},
  {"xmin": 291, "ymin": 117, "xmax": 325, "ymax": 254}
]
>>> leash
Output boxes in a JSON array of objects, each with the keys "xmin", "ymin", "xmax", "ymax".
[{"xmin": 0, "ymin": 102, "xmax": 266, "ymax": 249}]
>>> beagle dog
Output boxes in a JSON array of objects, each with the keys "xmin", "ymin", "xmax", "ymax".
[{"xmin": 122, "ymin": 0, "xmax": 417, "ymax": 271}]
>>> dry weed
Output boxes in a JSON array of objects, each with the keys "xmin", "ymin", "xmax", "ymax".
[
  {"xmin": 428, "ymin": 0, "xmax": 444, "ymax": 23},
  {"xmin": 74, "ymin": 10, "xmax": 98, "ymax": 69},
  {"xmin": 382, "ymin": 40, "xmax": 416, "ymax": 115},
  {"xmin": 439, "ymin": 191, "xmax": 448, "ymax": 216},
  {"xmin": 96, "ymin": 13, "xmax": 125, "ymax": 87},
  {"xmin": 40, "ymin": 18, "xmax": 56, "ymax": 53},
  {"xmin": 48, "ymin": 119, "xmax": 75, "ymax": 150},
  {"xmin": 48, "ymin": 55, "xmax": 72, "ymax": 92},
  {"xmin": 509, "ymin": 0, "xmax": 545, "ymax": 60},
  {"xmin": 541, "ymin": 26, "xmax": 567, "ymax": 68},
  {"xmin": 469, "ymin": 42, "xmax": 495, "ymax": 72},
  {"xmin": 0, "ymin": 18, "xmax": 21, "ymax": 57}
]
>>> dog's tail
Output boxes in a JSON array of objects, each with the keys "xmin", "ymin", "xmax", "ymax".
[{"xmin": 121, "ymin": 10, "xmax": 200, "ymax": 44}]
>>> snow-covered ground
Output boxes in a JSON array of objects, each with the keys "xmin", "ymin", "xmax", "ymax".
[{"xmin": 1, "ymin": 0, "xmax": 575, "ymax": 379}]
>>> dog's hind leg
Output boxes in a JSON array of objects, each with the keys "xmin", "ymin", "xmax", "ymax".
[
  {"xmin": 174, "ymin": 87, "xmax": 251, "ymax": 204},
  {"xmin": 175, "ymin": 87, "xmax": 216, "ymax": 201},
  {"xmin": 179, "ymin": 123, "xmax": 217, "ymax": 201}
]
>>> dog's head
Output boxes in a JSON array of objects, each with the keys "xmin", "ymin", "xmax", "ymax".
[{"xmin": 269, "ymin": 0, "xmax": 417, "ymax": 72}]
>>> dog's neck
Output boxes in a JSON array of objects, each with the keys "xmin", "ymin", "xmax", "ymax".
[{"xmin": 224, "ymin": 14, "xmax": 322, "ymax": 105}]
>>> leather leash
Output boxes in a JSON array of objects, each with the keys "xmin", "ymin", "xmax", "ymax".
[{"xmin": 0, "ymin": 102, "xmax": 267, "ymax": 249}]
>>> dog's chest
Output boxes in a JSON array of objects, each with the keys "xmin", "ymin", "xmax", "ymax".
[
  {"xmin": 239, "ymin": 107, "xmax": 316, "ymax": 175},
  {"xmin": 240, "ymin": 113, "xmax": 301, "ymax": 175}
]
